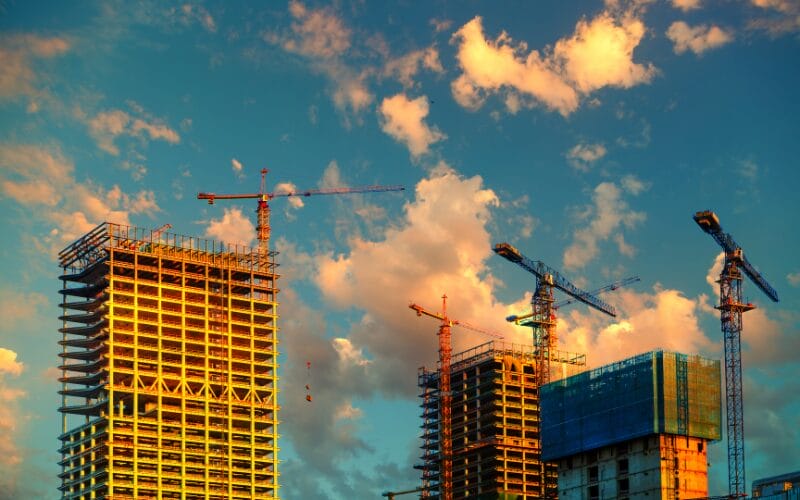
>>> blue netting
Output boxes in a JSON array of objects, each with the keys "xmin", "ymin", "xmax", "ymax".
[{"xmin": 540, "ymin": 351, "xmax": 720, "ymax": 461}]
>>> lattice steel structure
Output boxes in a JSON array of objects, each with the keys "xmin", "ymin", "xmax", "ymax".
[
  {"xmin": 417, "ymin": 341, "xmax": 586, "ymax": 499},
  {"xmin": 58, "ymin": 223, "xmax": 279, "ymax": 499},
  {"xmin": 694, "ymin": 210, "xmax": 779, "ymax": 497}
]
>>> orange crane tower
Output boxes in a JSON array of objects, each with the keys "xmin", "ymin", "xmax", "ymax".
[
  {"xmin": 409, "ymin": 295, "xmax": 503, "ymax": 500},
  {"xmin": 198, "ymin": 168, "xmax": 404, "ymax": 254}
]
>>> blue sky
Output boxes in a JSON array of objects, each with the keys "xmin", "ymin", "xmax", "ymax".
[{"xmin": 1, "ymin": 0, "xmax": 799, "ymax": 497}]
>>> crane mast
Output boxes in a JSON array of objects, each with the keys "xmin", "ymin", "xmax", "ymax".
[
  {"xmin": 409, "ymin": 297, "xmax": 502, "ymax": 500},
  {"xmin": 694, "ymin": 210, "xmax": 779, "ymax": 498},
  {"xmin": 494, "ymin": 242, "xmax": 616, "ymax": 385},
  {"xmin": 198, "ymin": 168, "xmax": 404, "ymax": 255},
  {"xmin": 410, "ymin": 296, "xmax": 453, "ymax": 500}
]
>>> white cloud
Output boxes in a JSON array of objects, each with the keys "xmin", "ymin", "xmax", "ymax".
[
  {"xmin": 0, "ymin": 143, "xmax": 161, "ymax": 247},
  {"xmin": 431, "ymin": 18, "xmax": 453, "ymax": 34},
  {"xmin": 667, "ymin": 21, "xmax": 733, "ymax": 55},
  {"xmin": 314, "ymin": 164, "xmax": 515, "ymax": 379},
  {"xmin": 0, "ymin": 347, "xmax": 26, "ymax": 491},
  {"xmin": 204, "ymin": 207, "xmax": 256, "ymax": 247},
  {"xmin": 557, "ymin": 287, "xmax": 717, "ymax": 368},
  {"xmin": 0, "ymin": 349, "xmax": 23, "ymax": 377},
  {"xmin": 671, "ymin": 0, "xmax": 701, "ymax": 11},
  {"xmin": 378, "ymin": 93, "xmax": 446, "ymax": 158},
  {"xmin": 267, "ymin": 3, "xmax": 372, "ymax": 121},
  {"xmin": 87, "ymin": 107, "xmax": 180, "ymax": 156},
  {"xmin": 554, "ymin": 12, "xmax": 656, "ymax": 93},
  {"xmin": 383, "ymin": 46, "xmax": 444, "ymax": 88},
  {"xmin": 283, "ymin": 0, "xmax": 351, "ymax": 59},
  {"xmin": 567, "ymin": 142, "xmax": 607, "ymax": 171},
  {"xmin": 450, "ymin": 9, "xmax": 655, "ymax": 116},
  {"xmin": 620, "ymin": 174, "xmax": 649, "ymax": 195},
  {"xmin": 273, "ymin": 182, "xmax": 305, "ymax": 209},
  {"xmin": 0, "ymin": 34, "xmax": 69, "ymax": 103},
  {"xmin": 563, "ymin": 181, "xmax": 646, "ymax": 270},
  {"xmin": 450, "ymin": 17, "xmax": 578, "ymax": 115},
  {"xmin": 788, "ymin": 272, "xmax": 800, "ymax": 287},
  {"xmin": 231, "ymin": 158, "xmax": 244, "ymax": 179},
  {"xmin": 333, "ymin": 401, "xmax": 364, "ymax": 421}
]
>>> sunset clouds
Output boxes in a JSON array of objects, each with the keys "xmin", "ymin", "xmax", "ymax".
[{"xmin": 451, "ymin": 10, "xmax": 655, "ymax": 115}]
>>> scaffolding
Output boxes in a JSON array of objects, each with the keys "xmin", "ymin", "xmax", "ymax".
[
  {"xmin": 58, "ymin": 223, "xmax": 279, "ymax": 499},
  {"xmin": 417, "ymin": 341, "xmax": 586, "ymax": 499},
  {"xmin": 540, "ymin": 350, "xmax": 721, "ymax": 462}
]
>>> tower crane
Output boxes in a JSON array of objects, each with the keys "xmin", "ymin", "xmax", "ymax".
[
  {"xmin": 382, "ymin": 486, "xmax": 426, "ymax": 499},
  {"xmin": 198, "ymin": 168, "xmax": 404, "ymax": 255},
  {"xmin": 493, "ymin": 242, "xmax": 616, "ymax": 386},
  {"xmin": 409, "ymin": 296, "xmax": 503, "ymax": 500},
  {"xmin": 506, "ymin": 276, "xmax": 640, "ymax": 326},
  {"xmin": 693, "ymin": 210, "xmax": 779, "ymax": 498}
]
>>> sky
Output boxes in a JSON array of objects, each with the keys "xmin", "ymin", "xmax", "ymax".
[{"xmin": 0, "ymin": 0, "xmax": 799, "ymax": 497}]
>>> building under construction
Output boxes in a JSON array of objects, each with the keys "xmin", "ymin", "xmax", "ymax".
[
  {"xmin": 57, "ymin": 223, "xmax": 279, "ymax": 499},
  {"xmin": 417, "ymin": 341, "xmax": 585, "ymax": 499},
  {"xmin": 540, "ymin": 350, "xmax": 722, "ymax": 499}
]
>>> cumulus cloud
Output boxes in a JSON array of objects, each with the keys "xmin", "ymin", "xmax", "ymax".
[
  {"xmin": 667, "ymin": 21, "xmax": 733, "ymax": 55},
  {"xmin": 0, "ymin": 34, "xmax": 69, "ymax": 104},
  {"xmin": 0, "ymin": 346, "xmax": 27, "ymax": 497},
  {"xmin": 563, "ymin": 180, "xmax": 646, "ymax": 271},
  {"xmin": 203, "ymin": 207, "xmax": 256, "ymax": 247},
  {"xmin": 788, "ymin": 272, "xmax": 800, "ymax": 286},
  {"xmin": 671, "ymin": 0, "xmax": 701, "ymax": 11},
  {"xmin": 450, "ymin": 17, "xmax": 578, "ymax": 114},
  {"xmin": 567, "ymin": 142, "xmax": 607, "ymax": 171},
  {"xmin": 557, "ymin": 287, "xmax": 717, "ymax": 367},
  {"xmin": 0, "ymin": 349, "xmax": 23, "ymax": 377},
  {"xmin": 378, "ymin": 93, "xmax": 446, "ymax": 158},
  {"xmin": 87, "ymin": 107, "xmax": 180, "ymax": 156},
  {"xmin": 383, "ymin": 46, "xmax": 444, "ymax": 88},
  {"xmin": 450, "ymin": 10, "xmax": 655, "ymax": 116},
  {"xmin": 0, "ymin": 143, "xmax": 161, "ymax": 247},
  {"xmin": 554, "ymin": 12, "xmax": 656, "ymax": 93}
]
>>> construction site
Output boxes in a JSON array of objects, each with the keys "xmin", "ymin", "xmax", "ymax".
[
  {"xmin": 58, "ymin": 223, "xmax": 279, "ymax": 499},
  {"xmin": 56, "ymin": 191, "xmax": 782, "ymax": 499}
]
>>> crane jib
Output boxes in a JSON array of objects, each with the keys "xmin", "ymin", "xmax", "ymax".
[{"xmin": 492, "ymin": 243, "xmax": 616, "ymax": 317}]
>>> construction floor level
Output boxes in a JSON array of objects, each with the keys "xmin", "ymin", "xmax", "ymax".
[
  {"xmin": 58, "ymin": 223, "xmax": 279, "ymax": 499},
  {"xmin": 541, "ymin": 350, "xmax": 722, "ymax": 500},
  {"xmin": 418, "ymin": 341, "xmax": 584, "ymax": 499}
]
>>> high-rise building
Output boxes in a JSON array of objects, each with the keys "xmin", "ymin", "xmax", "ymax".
[
  {"xmin": 417, "ymin": 341, "xmax": 585, "ymax": 499},
  {"xmin": 540, "ymin": 350, "xmax": 722, "ymax": 500},
  {"xmin": 57, "ymin": 223, "xmax": 279, "ymax": 499}
]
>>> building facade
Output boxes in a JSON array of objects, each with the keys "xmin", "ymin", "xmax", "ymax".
[
  {"xmin": 753, "ymin": 471, "xmax": 800, "ymax": 499},
  {"xmin": 540, "ymin": 351, "xmax": 722, "ymax": 500},
  {"xmin": 58, "ymin": 223, "xmax": 279, "ymax": 499},
  {"xmin": 418, "ymin": 341, "xmax": 584, "ymax": 499}
]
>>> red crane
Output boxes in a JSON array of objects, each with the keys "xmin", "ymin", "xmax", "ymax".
[
  {"xmin": 409, "ymin": 295, "xmax": 503, "ymax": 500},
  {"xmin": 198, "ymin": 168, "xmax": 404, "ymax": 255}
]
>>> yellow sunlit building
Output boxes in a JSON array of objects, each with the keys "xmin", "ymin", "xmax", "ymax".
[{"xmin": 58, "ymin": 223, "xmax": 279, "ymax": 499}]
